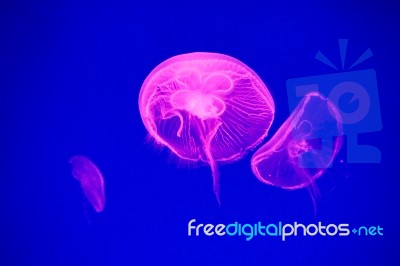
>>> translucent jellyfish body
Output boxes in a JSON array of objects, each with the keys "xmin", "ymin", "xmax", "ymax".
[
  {"xmin": 251, "ymin": 92, "xmax": 343, "ymax": 189},
  {"xmin": 69, "ymin": 155, "xmax": 106, "ymax": 213},
  {"xmin": 139, "ymin": 52, "xmax": 275, "ymax": 201}
]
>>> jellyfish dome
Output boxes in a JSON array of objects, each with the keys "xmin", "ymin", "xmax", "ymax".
[
  {"xmin": 139, "ymin": 52, "xmax": 275, "ymax": 201},
  {"xmin": 251, "ymin": 92, "xmax": 343, "ymax": 190},
  {"xmin": 69, "ymin": 155, "xmax": 105, "ymax": 213}
]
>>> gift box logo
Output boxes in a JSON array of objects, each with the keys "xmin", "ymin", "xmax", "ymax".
[{"xmin": 286, "ymin": 39, "xmax": 382, "ymax": 164}]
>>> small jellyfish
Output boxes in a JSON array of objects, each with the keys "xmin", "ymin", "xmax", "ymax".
[
  {"xmin": 69, "ymin": 155, "xmax": 105, "ymax": 213},
  {"xmin": 251, "ymin": 92, "xmax": 343, "ymax": 190},
  {"xmin": 139, "ymin": 52, "xmax": 275, "ymax": 202}
]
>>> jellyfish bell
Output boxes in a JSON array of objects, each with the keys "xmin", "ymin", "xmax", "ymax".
[
  {"xmin": 139, "ymin": 52, "xmax": 275, "ymax": 202},
  {"xmin": 69, "ymin": 155, "xmax": 105, "ymax": 213},
  {"xmin": 251, "ymin": 91, "xmax": 343, "ymax": 190}
]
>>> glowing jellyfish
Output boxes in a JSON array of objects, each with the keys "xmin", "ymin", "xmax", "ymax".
[
  {"xmin": 69, "ymin": 155, "xmax": 105, "ymax": 213},
  {"xmin": 139, "ymin": 52, "xmax": 275, "ymax": 202},
  {"xmin": 251, "ymin": 92, "xmax": 343, "ymax": 189}
]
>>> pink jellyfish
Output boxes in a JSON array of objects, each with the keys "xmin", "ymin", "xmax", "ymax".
[
  {"xmin": 251, "ymin": 92, "xmax": 343, "ymax": 190},
  {"xmin": 139, "ymin": 52, "xmax": 275, "ymax": 202},
  {"xmin": 69, "ymin": 155, "xmax": 105, "ymax": 213}
]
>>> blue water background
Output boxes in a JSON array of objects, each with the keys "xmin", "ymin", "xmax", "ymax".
[{"xmin": 2, "ymin": 1, "xmax": 399, "ymax": 265}]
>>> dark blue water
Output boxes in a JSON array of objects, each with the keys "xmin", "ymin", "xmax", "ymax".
[{"xmin": 2, "ymin": 1, "xmax": 399, "ymax": 265}]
